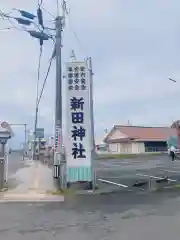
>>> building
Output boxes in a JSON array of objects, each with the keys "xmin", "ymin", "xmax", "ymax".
[
  {"xmin": 95, "ymin": 135, "xmax": 108, "ymax": 152},
  {"xmin": 104, "ymin": 125, "xmax": 177, "ymax": 154}
]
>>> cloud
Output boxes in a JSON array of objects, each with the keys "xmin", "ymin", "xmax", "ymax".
[{"xmin": 1, "ymin": 0, "xmax": 180, "ymax": 147}]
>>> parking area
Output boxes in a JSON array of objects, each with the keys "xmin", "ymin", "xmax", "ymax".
[{"xmin": 95, "ymin": 155, "xmax": 180, "ymax": 192}]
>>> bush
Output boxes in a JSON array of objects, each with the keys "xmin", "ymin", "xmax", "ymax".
[{"xmin": 96, "ymin": 152, "xmax": 165, "ymax": 160}]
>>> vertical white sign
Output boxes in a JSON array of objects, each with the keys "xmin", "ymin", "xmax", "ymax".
[{"xmin": 65, "ymin": 61, "xmax": 92, "ymax": 182}]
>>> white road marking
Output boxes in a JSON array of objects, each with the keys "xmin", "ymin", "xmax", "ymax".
[
  {"xmin": 163, "ymin": 170, "xmax": 180, "ymax": 174},
  {"xmin": 171, "ymin": 166, "xmax": 180, "ymax": 169},
  {"xmin": 136, "ymin": 174, "xmax": 177, "ymax": 182},
  {"xmin": 97, "ymin": 178, "xmax": 128, "ymax": 188},
  {"xmin": 100, "ymin": 162, "xmax": 129, "ymax": 167},
  {"xmin": 98, "ymin": 176, "xmax": 124, "ymax": 179}
]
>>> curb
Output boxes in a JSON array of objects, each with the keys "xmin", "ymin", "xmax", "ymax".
[{"xmin": 0, "ymin": 188, "xmax": 8, "ymax": 192}]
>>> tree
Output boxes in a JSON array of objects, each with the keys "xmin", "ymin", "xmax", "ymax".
[{"xmin": 171, "ymin": 120, "xmax": 180, "ymax": 128}]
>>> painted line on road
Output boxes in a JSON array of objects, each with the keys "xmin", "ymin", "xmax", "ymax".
[
  {"xmin": 163, "ymin": 170, "xmax": 180, "ymax": 174},
  {"xmin": 97, "ymin": 178, "xmax": 128, "ymax": 188},
  {"xmin": 136, "ymin": 174, "xmax": 177, "ymax": 182},
  {"xmin": 99, "ymin": 163, "xmax": 124, "ymax": 167},
  {"xmin": 171, "ymin": 166, "xmax": 180, "ymax": 169},
  {"xmin": 98, "ymin": 176, "xmax": 124, "ymax": 179}
]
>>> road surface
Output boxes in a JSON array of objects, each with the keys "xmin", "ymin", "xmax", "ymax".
[
  {"xmin": 8, "ymin": 152, "xmax": 25, "ymax": 176},
  {"xmin": 95, "ymin": 155, "xmax": 180, "ymax": 191},
  {"xmin": 1, "ymin": 153, "xmax": 180, "ymax": 239}
]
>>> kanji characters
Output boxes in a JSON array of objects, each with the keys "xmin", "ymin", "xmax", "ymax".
[
  {"xmin": 71, "ymin": 112, "xmax": 84, "ymax": 124},
  {"xmin": 71, "ymin": 126, "xmax": 86, "ymax": 141},
  {"xmin": 68, "ymin": 73, "xmax": 73, "ymax": 78},
  {"xmin": 68, "ymin": 78, "xmax": 73, "ymax": 84},
  {"xmin": 68, "ymin": 85, "xmax": 73, "ymax": 91},
  {"xmin": 74, "ymin": 78, "xmax": 79, "ymax": 84},
  {"xmin": 81, "ymin": 78, "xmax": 86, "ymax": 84},
  {"xmin": 72, "ymin": 143, "xmax": 86, "ymax": 159},
  {"xmin": 80, "ymin": 66, "xmax": 85, "ymax": 71},
  {"xmin": 67, "ymin": 64, "xmax": 89, "ymax": 162},
  {"xmin": 75, "ymin": 85, "xmax": 79, "ymax": 90},
  {"xmin": 68, "ymin": 67, "xmax": 73, "ymax": 72},
  {"xmin": 81, "ymin": 85, "xmax": 86, "ymax": 90},
  {"xmin": 70, "ymin": 97, "xmax": 84, "ymax": 111}
]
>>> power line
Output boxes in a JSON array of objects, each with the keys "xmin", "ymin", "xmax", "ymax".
[
  {"xmin": 36, "ymin": 45, "xmax": 43, "ymax": 106},
  {"xmin": 37, "ymin": 53, "xmax": 54, "ymax": 106},
  {"xmin": 0, "ymin": 9, "xmax": 28, "ymax": 32},
  {"xmin": 38, "ymin": 0, "xmax": 43, "ymax": 7},
  {"xmin": 65, "ymin": 3, "xmax": 87, "ymax": 57},
  {"xmin": 41, "ymin": 6, "xmax": 55, "ymax": 18},
  {"xmin": 0, "ymin": 26, "xmax": 13, "ymax": 31}
]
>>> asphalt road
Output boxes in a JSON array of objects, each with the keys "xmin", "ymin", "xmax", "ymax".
[
  {"xmin": 1, "ymin": 153, "xmax": 180, "ymax": 239},
  {"xmin": 95, "ymin": 155, "xmax": 180, "ymax": 191}
]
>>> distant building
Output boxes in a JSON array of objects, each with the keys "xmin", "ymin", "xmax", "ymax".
[
  {"xmin": 104, "ymin": 125, "xmax": 177, "ymax": 153},
  {"xmin": 95, "ymin": 138, "xmax": 106, "ymax": 152}
]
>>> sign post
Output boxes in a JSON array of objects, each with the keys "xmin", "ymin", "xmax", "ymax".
[
  {"xmin": 0, "ymin": 121, "xmax": 13, "ymax": 189},
  {"xmin": 65, "ymin": 61, "xmax": 92, "ymax": 183},
  {"xmin": 36, "ymin": 128, "xmax": 44, "ymax": 139}
]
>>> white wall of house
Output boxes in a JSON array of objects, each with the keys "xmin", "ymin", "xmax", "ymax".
[
  {"xmin": 120, "ymin": 143, "xmax": 132, "ymax": 153},
  {"xmin": 132, "ymin": 142, "xmax": 145, "ymax": 153},
  {"xmin": 109, "ymin": 129, "xmax": 128, "ymax": 140},
  {"xmin": 108, "ymin": 142, "xmax": 145, "ymax": 153},
  {"xmin": 108, "ymin": 142, "xmax": 132, "ymax": 153},
  {"xmin": 108, "ymin": 143, "xmax": 119, "ymax": 152},
  {"xmin": 107, "ymin": 129, "xmax": 146, "ymax": 153}
]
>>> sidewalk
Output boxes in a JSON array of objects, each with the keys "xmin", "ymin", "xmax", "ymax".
[{"xmin": 0, "ymin": 159, "xmax": 64, "ymax": 202}]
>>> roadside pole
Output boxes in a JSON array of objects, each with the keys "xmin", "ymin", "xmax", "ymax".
[
  {"xmin": 0, "ymin": 142, "xmax": 5, "ymax": 189},
  {"xmin": 24, "ymin": 124, "xmax": 27, "ymax": 157},
  {"xmin": 53, "ymin": 14, "xmax": 64, "ymax": 185},
  {"xmin": 88, "ymin": 57, "xmax": 96, "ymax": 191},
  {"xmin": 32, "ymin": 106, "xmax": 38, "ymax": 160}
]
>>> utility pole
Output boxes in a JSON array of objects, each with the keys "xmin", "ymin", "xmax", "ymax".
[
  {"xmin": 88, "ymin": 57, "xmax": 96, "ymax": 190},
  {"xmin": 24, "ymin": 123, "xmax": 27, "ymax": 156},
  {"xmin": 32, "ymin": 107, "xmax": 38, "ymax": 160},
  {"xmin": 54, "ymin": 1, "xmax": 65, "ymax": 181},
  {"xmin": 0, "ymin": 140, "xmax": 6, "ymax": 189}
]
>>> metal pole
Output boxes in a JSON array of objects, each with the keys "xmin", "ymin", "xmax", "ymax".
[
  {"xmin": 24, "ymin": 124, "xmax": 27, "ymax": 157},
  {"xmin": 4, "ymin": 148, "xmax": 8, "ymax": 183},
  {"xmin": 24, "ymin": 124, "xmax": 27, "ymax": 146},
  {"xmin": 33, "ymin": 106, "xmax": 38, "ymax": 160},
  {"xmin": 0, "ymin": 142, "xmax": 5, "ymax": 189},
  {"xmin": 54, "ymin": 16, "xmax": 63, "ymax": 175},
  {"xmin": 88, "ymin": 57, "xmax": 96, "ymax": 190}
]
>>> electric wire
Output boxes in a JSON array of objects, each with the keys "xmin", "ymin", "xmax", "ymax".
[
  {"xmin": 0, "ymin": 26, "xmax": 13, "ymax": 31},
  {"xmin": 37, "ymin": 53, "xmax": 54, "ymax": 106},
  {"xmin": 41, "ymin": 6, "xmax": 55, "ymax": 18},
  {"xmin": 36, "ymin": 45, "xmax": 43, "ymax": 106},
  {"xmin": 0, "ymin": 9, "xmax": 27, "ymax": 31},
  {"xmin": 38, "ymin": 0, "xmax": 43, "ymax": 7},
  {"xmin": 64, "ymin": 2, "xmax": 87, "ymax": 57}
]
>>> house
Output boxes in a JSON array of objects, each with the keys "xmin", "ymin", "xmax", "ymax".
[{"xmin": 104, "ymin": 125, "xmax": 177, "ymax": 154}]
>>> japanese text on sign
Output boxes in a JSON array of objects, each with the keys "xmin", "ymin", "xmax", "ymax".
[
  {"xmin": 66, "ymin": 61, "xmax": 92, "ymax": 173},
  {"xmin": 70, "ymin": 97, "xmax": 86, "ymax": 159},
  {"xmin": 67, "ymin": 66, "xmax": 87, "ymax": 91}
]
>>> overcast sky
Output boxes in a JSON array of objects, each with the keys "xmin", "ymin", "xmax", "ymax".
[{"xmin": 1, "ymin": 0, "xmax": 180, "ymax": 146}]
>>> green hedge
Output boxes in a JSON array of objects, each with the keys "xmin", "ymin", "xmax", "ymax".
[{"xmin": 96, "ymin": 152, "xmax": 165, "ymax": 160}]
